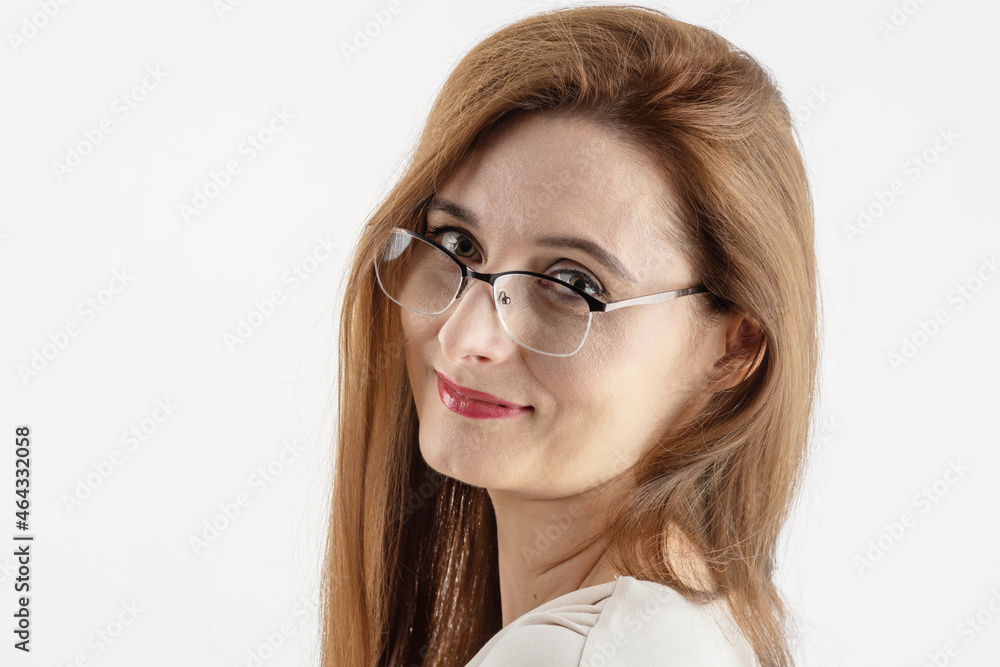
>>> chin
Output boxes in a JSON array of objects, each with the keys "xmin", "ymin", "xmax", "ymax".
[{"xmin": 416, "ymin": 417, "xmax": 516, "ymax": 491}]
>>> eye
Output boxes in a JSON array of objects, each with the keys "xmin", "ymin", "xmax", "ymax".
[
  {"xmin": 425, "ymin": 222, "xmax": 608, "ymax": 298},
  {"xmin": 550, "ymin": 268, "xmax": 606, "ymax": 298},
  {"xmin": 425, "ymin": 224, "xmax": 480, "ymax": 260}
]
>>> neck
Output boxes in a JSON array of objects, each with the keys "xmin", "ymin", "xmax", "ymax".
[{"xmin": 489, "ymin": 485, "xmax": 621, "ymax": 627}]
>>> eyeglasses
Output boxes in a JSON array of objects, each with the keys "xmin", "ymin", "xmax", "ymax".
[{"xmin": 373, "ymin": 227, "xmax": 708, "ymax": 357}]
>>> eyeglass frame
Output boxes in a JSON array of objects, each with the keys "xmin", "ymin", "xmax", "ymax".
[{"xmin": 374, "ymin": 226, "xmax": 710, "ymax": 356}]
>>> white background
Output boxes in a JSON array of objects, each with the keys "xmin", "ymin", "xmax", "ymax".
[{"xmin": 2, "ymin": 1, "xmax": 998, "ymax": 665}]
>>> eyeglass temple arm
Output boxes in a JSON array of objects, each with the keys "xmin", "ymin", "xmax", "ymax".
[{"xmin": 601, "ymin": 286, "xmax": 707, "ymax": 312}]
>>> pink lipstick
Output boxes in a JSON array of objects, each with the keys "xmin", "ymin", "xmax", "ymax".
[{"xmin": 435, "ymin": 371, "xmax": 532, "ymax": 419}]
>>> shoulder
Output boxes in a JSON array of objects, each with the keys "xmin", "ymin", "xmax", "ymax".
[
  {"xmin": 465, "ymin": 576, "xmax": 758, "ymax": 667},
  {"xmin": 464, "ymin": 580, "xmax": 615, "ymax": 667},
  {"xmin": 581, "ymin": 576, "xmax": 759, "ymax": 666}
]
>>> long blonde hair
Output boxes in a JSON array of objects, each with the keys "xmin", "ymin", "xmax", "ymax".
[{"xmin": 319, "ymin": 5, "xmax": 818, "ymax": 666}]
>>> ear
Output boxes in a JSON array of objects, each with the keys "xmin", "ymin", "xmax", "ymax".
[{"xmin": 705, "ymin": 313, "xmax": 765, "ymax": 392}]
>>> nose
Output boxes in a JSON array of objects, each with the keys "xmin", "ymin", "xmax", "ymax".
[{"xmin": 438, "ymin": 276, "xmax": 520, "ymax": 363}]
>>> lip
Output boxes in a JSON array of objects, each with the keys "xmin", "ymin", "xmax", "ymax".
[{"xmin": 435, "ymin": 371, "xmax": 533, "ymax": 419}]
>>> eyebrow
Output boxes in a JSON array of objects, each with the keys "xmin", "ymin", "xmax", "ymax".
[{"xmin": 426, "ymin": 197, "xmax": 636, "ymax": 283}]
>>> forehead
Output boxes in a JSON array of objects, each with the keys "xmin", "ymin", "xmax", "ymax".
[{"xmin": 432, "ymin": 113, "xmax": 687, "ymax": 281}]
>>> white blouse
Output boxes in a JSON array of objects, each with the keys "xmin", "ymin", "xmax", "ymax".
[{"xmin": 464, "ymin": 575, "xmax": 759, "ymax": 666}]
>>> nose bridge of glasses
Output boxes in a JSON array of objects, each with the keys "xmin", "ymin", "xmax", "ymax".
[
  {"xmin": 456, "ymin": 269, "xmax": 498, "ymax": 302},
  {"xmin": 443, "ymin": 270, "xmax": 520, "ymax": 354},
  {"xmin": 449, "ymin": 272, "xmax": 499, "ymax": 325}
]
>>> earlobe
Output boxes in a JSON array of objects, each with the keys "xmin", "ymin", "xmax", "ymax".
[{"xmin": 706, "ymin": 314, "xmax": 765, "ymax": 392}]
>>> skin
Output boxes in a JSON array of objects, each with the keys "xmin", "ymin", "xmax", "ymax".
[{"xmin": 399, "ymin": 112, "xmax": 759, "ymax": 627}]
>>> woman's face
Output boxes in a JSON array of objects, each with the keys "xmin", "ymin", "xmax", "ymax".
[{"xmin": 401, "ymin": 112, "xmax": 726, "ymax": 498}]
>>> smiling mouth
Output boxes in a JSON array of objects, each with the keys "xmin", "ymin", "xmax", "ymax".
[
  {"xmin": 434, "ymin": 371, "xmax": 531, "ymax": 408},
  {"xmin": 434, "ymin": 372, "xmax": 533, "ymax": 419}
]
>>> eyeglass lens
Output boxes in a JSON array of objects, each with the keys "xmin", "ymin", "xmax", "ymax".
[{"xmin": 374, "ymin": 230, "xmax": 592, "ymax": 355}]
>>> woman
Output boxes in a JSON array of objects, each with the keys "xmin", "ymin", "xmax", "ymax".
[{"xmin": 320, "ymin": 5, "xmax": 818, "ymax": 666}]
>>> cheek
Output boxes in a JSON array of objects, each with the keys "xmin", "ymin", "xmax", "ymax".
[
  {"xmin": 575, "ymin": 309, "xmax": 698, "ymax": 410},
  {"xmin": 578, "ymin": 307, "xmax": 674, "ymax": 372},
  {"xmin": 399, "ymin": 310, "xmax": 461, "ymax": 418},
  {"xmin": 400, "ymin": 307, "xmax": 446, "ymax": 345}
]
